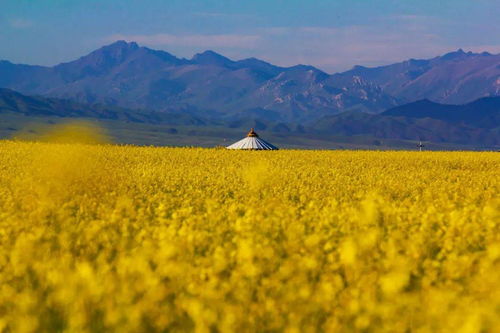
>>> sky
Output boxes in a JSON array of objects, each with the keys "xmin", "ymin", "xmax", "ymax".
[{"xmin": 1, "ymin": 0, "xmax": 500, "ymax": 73}]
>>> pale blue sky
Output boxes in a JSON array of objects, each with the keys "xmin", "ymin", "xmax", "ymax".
[{"xmin": 1, "ymin": 0, "xmax": 499, "ymax": 72}]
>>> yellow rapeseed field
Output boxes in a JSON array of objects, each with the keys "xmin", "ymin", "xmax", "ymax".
[{"xmin": 0, "ymin": 137, "xmax": 499, "ymax": 332}]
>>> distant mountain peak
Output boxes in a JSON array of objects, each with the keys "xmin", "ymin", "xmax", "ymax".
[
  {"xmin": 1, "ymin": 41, "xmax": 499, "ymax": 126},
  {"xmin": 107, "ymin": 40, "xmax": 139, "ymax": 50},
  {"xmin": 352, "ymin": 65, "xmax": 367, "ymax": 70},
  {"xmin": 73, "ymin": 40, "xmax": 141, "ymax": 64},
  {"xmin": 407, "ymin": 98, "xmax": 437, "ymax": 106},
  {"xmin": 440, "ymin": 48, "xmax": 495, "ymax": 59},
  {"xmin": 51, "ymin": 40, "xmax": 188, "ymax": 80},
  {"xmin": 238, "ymin": 57, "xmax": 273, "ymax": 66},
  {"xmin": 196, "ymin": 50, "xmax": 221, "ymax": 56},
  {"xmin": 288, "ymin": 64, "xmax": 320, "ymax": 71},
  {"xmin": 440, "ymin": 48, "xmax": 476, "ymax": 61},
  {"xmin": 191, "ymin": 50, "xmax": 233, "ymax": 66},
  {"xmin": 91, "ymin": 40, "xmax": 140, "ymax": 58},
  {"xmin": 51, "ymin": 41, "xmax": 148, "ymax": 80},
  {"xmin": 244, "ymin": 57, "xmax": 261, "ymax": 62}
]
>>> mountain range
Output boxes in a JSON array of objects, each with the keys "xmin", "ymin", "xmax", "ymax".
[
  {"xmin": 0, "ymin": 41, "xmax": 499, "ymax": 147},
  {"xmin": 1, "ymin": 42, "xmax": 500, "ymax": 120},
  {"xmin": 0, "ymin": 87, "xmax": 205, "ymax": 125},
  {"xmin": 1, "ymin": 87, "xmax": 498, "ymax": 147},
  {"xmin": 310, "ymin": 97, "xmax": 500, "ymax": 146}
]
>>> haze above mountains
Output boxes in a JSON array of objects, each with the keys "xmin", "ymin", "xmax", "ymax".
[{"xmin": 0, "ymin": 41, "xmax": 499, "ymax": 148}]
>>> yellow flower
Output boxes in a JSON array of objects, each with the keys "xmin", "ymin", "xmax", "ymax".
[{"xmin": 0, "ymin": 139, "xmax": 498, "ymax": 332}]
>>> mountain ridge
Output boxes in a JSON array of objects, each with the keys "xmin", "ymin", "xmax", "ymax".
[
  {"xmin": 0, "ymin": 87, "xmax": 207, "ymax": 125},
  {"xmin": 310, "ymin": 96, "xmax": 500, "ymax": 146},
  {"xmin": 0, "ymin": 41, "xmax": 499, "ymax": 123},
  {"xmin": 1, "ymin": 87, "xmax": 498, "ymax": 147},
  {"xmin": 0, "ymin": 41, "xmax": 400, "ymax": 120},
  {"xmin": 333, "ymin": 49, "xmax": 500, "ymax": 104}
]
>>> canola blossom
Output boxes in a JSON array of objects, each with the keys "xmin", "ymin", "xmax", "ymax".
[{"xmin": 0, "ymin": 140, "xmax": 499, "ymax": 332}]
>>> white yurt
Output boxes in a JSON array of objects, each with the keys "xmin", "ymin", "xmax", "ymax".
[{"xmin": 226, "ymin": 128, "xmax": 278, "ymax": 150}]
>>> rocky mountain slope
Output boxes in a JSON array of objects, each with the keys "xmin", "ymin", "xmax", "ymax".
[
  {"xmin": 0, "ymin": 88, "xmax": 205, "ymax": 125},
  {"xmin": 332, "ymin": 49, "xmax": 500, "ymax": 104},
  {"xmin": 2, "ymin": 87, "xmax": 498, "ymax": 147},
  {"xmin": 0, "ymin": 41, "xmax": 400, "ymax": 122},
  {"xmin": 1, "ymin": 42, "xmax": 499, "ymax": 125},
  {"xmin": 310, "ymin": 97, "xmax": 500, "ymax": 146}
]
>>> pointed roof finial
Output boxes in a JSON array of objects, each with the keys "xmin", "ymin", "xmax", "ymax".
[{"xmin": 247, "ymin": 128, "xmax": 259, "ymax": 137}]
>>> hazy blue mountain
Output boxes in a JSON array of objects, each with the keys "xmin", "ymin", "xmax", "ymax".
[
  {"xmin": 191, "ymin": 50, "xmax": 235, "ymax": 67},
  {"xmin": 0, "ymin": 41, "xmax": 399, "ymax": 121},
  {"xmin": 310, "ymin": 97, "xmax": 500, "ymax": 146},
  {"xmin": 332, "ymin": 49, "xmax": 500, "ymax": 104},
  {"xmin": 1, "ymin": 87, "xmax": 498, "ymax": 147},
  {"xmin": 382, "ymin": 97, "xmax": 500, "ymax": 128},
  {"xmin": 0, "ymin": 88, "xmax": 206, "ymax": 125},
  {"xmin": 1, "ymin": 42, "xmax": 500, "ymax": 122}
]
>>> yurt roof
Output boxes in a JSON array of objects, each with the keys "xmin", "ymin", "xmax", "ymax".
[{"xmin": 226, "ymin": 128, "xmax": 278, "ymax": 150}]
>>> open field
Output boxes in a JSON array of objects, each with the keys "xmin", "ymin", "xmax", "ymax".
[
  {"xmin": 0, "ymin": 112, "xmax": 492, "ymax": 151},
  {"xmin": 0, "ymin": 140, "xmax": 499, "ymax": 332}
]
